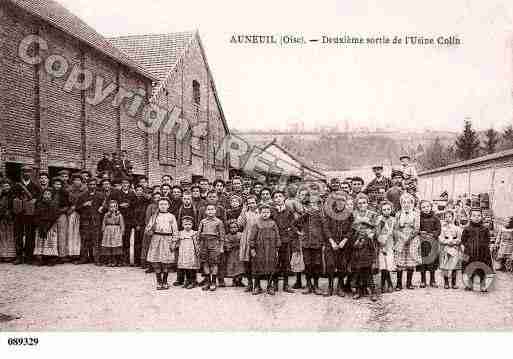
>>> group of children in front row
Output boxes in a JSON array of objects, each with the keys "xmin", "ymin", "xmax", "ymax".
[{"xmin": 135, "ymin": 186, "xmax": 494, "ymax": 300}]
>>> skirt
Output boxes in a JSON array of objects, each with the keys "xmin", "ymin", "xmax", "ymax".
[
  {"xmin": 439, "ymin": 245, "xmax": 462, "ymax": 271},
  {"xmin": 67, "ymin": 211, "xmax": 81, "ymax": 256},
  {"xmin": 102, "ymin": 225, "xmax": 123, "ymax": 248},
  {"xmin": 497, "ymin": 235, "xmax": 513, "ymax": 260},
  {"xmin": 147, "ymin": 234, "xmax": 175, "ymax": 264},
  {"xmin": 225, "ymin": 248, "xmax": 245, "ymax": 277},
  {"xmin": 395, "ymin": 235, "xmax": 421, "ymax": 269},
  {"xmin": 57, "ymin": 214, "xmax": 68, "ymax": 257},
  {"xmin": 0, "ymin": 222, "xmax": 16, "ymax": 259},
  {"xmin": 178, "ymin": 237, "xmax": 200, "ymax": 269},
  {"xmin": 34, "ymin": 225, "xmax": 59, "ymax": 257},
  {"xmin": 378, "ymin": 248, "xmax": 396, "ymax": 271}
]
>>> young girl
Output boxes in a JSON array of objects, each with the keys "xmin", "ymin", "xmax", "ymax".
[
  {"xmin": 0, "ymin": 179, "xmax": 16, "ymax": 262},
  {"xmin": 495, "ymin": 216, "xmax": 513, "ymax": 272},
  {"xmin": 416, "ymin": 200, "xmax": 441, "ymax": 288},
  {"xmin": 176, "ymin": 216, "xmax": 199, "ymax": 289},
  {"xmin": 376, "ymin": 201, "xmax": 396, "ymax": 293},
  {"xmin": 237, "ymin": 195, "xmax": 260, "ymax": 292},
  {"xmin": 33, "ymin": 189, "xmax": 60, "ymax": 265},
  {"xmin": 225, "ymin": 220, "xmax": 245, "ymax": 286},
  {"xmin": 439, "ymin": 210, "xmax": 462, "ymax": 289},
  {"xmin": 226, "ymin": 195, "xmax": 243, "ymax": 222},
  {"xmin": 198, "ymin": 204, "xmax": 225, "ymax": 291},
  {"xmin": 146, "ymin": 198, "xmax": 178, "ymax": 290},
  {"xmin": 101, "ymin": 200, "xmax": 125, "ymax": 267},
  {"xmin": 142, "ymin": 192, "xmax": 160, "ymax": 272},
  {"xmin": 461, "ymin": 208, "xmax": 493, "ymax": 292},
  {"xmin": 394, "ymin": 193, "xmax": 421, "ymax": 290},
  {"xmin": 249, "ymin": 204, "xmax": 281, "ymax": 295},
  {"xmin": 351, "ymin": 218, "xmax": 378, "ymax": 301}
]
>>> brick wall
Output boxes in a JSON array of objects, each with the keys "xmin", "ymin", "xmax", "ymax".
[{"xmin": 0, "ymin": 3, "xmax": 229, "ymax": 184}]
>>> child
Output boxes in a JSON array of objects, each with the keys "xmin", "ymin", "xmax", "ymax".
[
  {"xmin": 132, "ymin": 184, "xmax": 149, "ymax": 267},
  {"xmin": 376, "ymin": 201, "xmax": 396, "ymax": 293},
  {"xmin": 439, "ymin": 210, "xmax": 462, "ymax": 289},
  {"xmin": 416, "ymin": 200, "xmax": 441, "ymax": 288},
  {"xmin": 237, "ymin": 195, "xmax": 260, "ymax": 292},
  {"xmin": 145, "ymin": 198, "xmax": 178, "ymax": 290},
  {"xmin": 225, "ymin": 220, "xmax": 245, "ymax": 286},
  {"xmin": 198, "ymin": 203, "xmax": 225, "ymax": 291},
  {"xmin": 33, "ymin": 189, "xmax": 60, "ymax": 265},
  {"xmin": 249, "ymin": 204, "xmax": 281, "ymax": 295},
  {"xmin": 495, "ymin": 216, "xmax": 513, "ymax": 271},
  {"xmin": 271, "ymin": 190, "xmax": 298, "ymax": 293},
  {"xmin": 101, "ymin": 200, "xmax": 125, "ymax": 267},
  {"xmin": 226, "ymin": 195, "xmax": 243, "ymax": 222},
  {"xmin": 394, "ymin": 193, "xmax": 421, "ymax": 290},
  {"xmin": 351, "ymin": 218, "xmax": 378, "ymax": 301},
  {"xmin": 461, "ymin": 208, "xmax": 493, "ymax": 292},
  {"xmin": 141, "ymin": 192, "xmax": 160, "ymax": 273},
  {"xmin": 176, "ymin": 216, "xmax": 200, "ymax": 289},
  {"xmin": 175, "ymin": 191, "xmax": 198, "ymax": 286}
]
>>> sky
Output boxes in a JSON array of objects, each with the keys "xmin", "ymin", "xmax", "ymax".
[{"xmin": 55, "ymin": 0, "xmax": 513, "ymax": 132}]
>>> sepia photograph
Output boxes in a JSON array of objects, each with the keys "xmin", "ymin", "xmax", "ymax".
[{"xmin": 1, "ymin": 0, "xmax": 513, "ymax": 352}]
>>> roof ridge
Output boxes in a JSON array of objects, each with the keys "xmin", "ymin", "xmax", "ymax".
[{"xmin": 107, "ymin": 31, "xmax": 196, "ymax": 40}]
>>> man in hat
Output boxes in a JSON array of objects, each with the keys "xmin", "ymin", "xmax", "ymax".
[
  {"xmin": 76, "ymin": 177, "xmax": 104, "ymax": 264},
  {"xmin": 350, "ymin": 177, "xmax": 365, "ymax": 200},
  {"xmin": 399, "ymin": 155, "xmax": 418, "ymax": 181},
  {"xmin": 58, "ymin": 169, "xmax": 71, "ymax": 192},
  {"xmin": 13, "ymin": 165, "xmax": 41, "ymax": 264},
  {"xmin": 117, "ymin": 176, "xmax": 136, "ymax": 266},
  {"xmin": 97, "ymin": 152, "xmax": 113, "ymax": 178},
  {"xmin": 364, "ymin": 165, "xmax": 391, "ymax": 210},
  {"xmin": 38, "ymin": 171, "xmax": 50, "ymax": 193},
  {"xmin": 385, "ymin": 170, "xmax": 404, "ymax": 214},
  {"xmin": 329, "ymin": 177, "xmax": 341, "ymax": 192},
  {"xmin": 120, "ymin": 150, "xmax": 133, "ymax": 176}
]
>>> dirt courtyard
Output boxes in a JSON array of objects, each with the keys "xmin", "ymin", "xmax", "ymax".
[{"xmin": 1, "ymin": 263, "xmax": 513, "ymax": 331}]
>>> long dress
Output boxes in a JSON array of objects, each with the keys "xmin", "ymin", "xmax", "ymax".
[
  {"xmin": 0, "ymin": 192, "xmax": 16, "ymax": 260},
  {"xmin": 249, "ymin": 218, "xmax": 281, "ymax": 276},
  {"xmin": 53, "ymin": 190, "xmax": 69, "ymax": 258},
  {"xmin": 67, "ymin": 187, "xmax": 85, "ymax": 256},
  {"xmin": 394, "ymin": 209, "xmax": 421, "ymax": 269},
  {"xmin": 101, "ymin": 211, "xmax": 124, "ymax": 256},
  {"xmin": 177, "ymin": 230, "xmax": 200, "ymax": 270},
  {"xmin": 33, "ymin": 200, "xmax": 59, "ymax": 257},
  {"xmin": 225, "ymin": 232, "xmax": 245, "ymax": 277},
  {"xmin": 439, "ymin": 223, "xmax": 462, "ymax": 271},
  {"xmin": 377, "ymin": 215, "xmax": 396, "ymax": 271},
  {"xmin": 237, "ymin": 208, "xmax": 259, "ymax": 262},
  {"xmin": 146, "ymin": 212, "xmax": 177, "ymax": 264},
  {"xmin": 496, "ymin": 228, "xmax": 513, "ymax": 262}
]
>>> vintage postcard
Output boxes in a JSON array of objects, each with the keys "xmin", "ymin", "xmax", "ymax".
[{"xmin": 1, "ymin": 0, "xmax": 513, "ymax": 352}]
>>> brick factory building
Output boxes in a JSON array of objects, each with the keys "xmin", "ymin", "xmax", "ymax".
[{"xmin": 0, "ymin": 0, "xmax": 230, "ymax": 184}]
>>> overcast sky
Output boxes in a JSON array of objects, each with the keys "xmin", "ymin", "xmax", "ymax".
[{"xmin": 56, "ymin": 0, "xmax": 513, "ymax": 132}]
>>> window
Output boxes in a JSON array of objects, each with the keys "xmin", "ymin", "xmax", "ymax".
[
  {"xmin": 192, "ymin": 80, "xmax": 200, "ymax": 105},
  {"xmin": 158, "ymin": 132, "xmax": 176, "ymax": 165}
]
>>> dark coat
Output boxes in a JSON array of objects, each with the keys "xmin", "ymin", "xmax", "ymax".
[
  {"xmin": 34, "ymin": 199, "xmax": 59, "ymax": 236},
  {"xmin": 271, "ymin": 207, "xmax": 298, "ymax": 250},
  {"xmin": 116, "ymin": 189, "xmax": 136, "ymax": 226},
  {"xmin": 177, "ymin": 204, "xmax": 198, "ymax": 230},
  {"xmin": 322, "ymin": 206, "xmax": 355, "ymax": 273},
  {"xmin": 351, "ymin": 230, "xmax": 377, "ymax": 270},
  {"xmin": 461, "ymin": 222, "xmax": 493, "ymax": 273},
  {"xmin": 76, "ymin": 190, "xmax": 104, "ymax": 228},
  {"xmin": 418, "ymin": 211, "xmax": 441, "ymax": 269},
  {"xmin": 249, "ymin": 218, "xmax": 281, "ymax": 275},
  {"xmin": 294, "ymin": 207, "xmax": 328, "ymax": 249}
]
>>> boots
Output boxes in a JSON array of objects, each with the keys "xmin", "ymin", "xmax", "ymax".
[
  {"xmin": 302, "ymin": 275, "xmax": 313, "ymax": 295},
  {"xmin": 313, "ymin": 275, "xmax": 323, "ymax": 295},
  {"xmin": 336, "ymin": 275, "xmax": 345, "ymax": 297},
  {"xmin": 283, "ymin": 275, "xmax": 294, "ymax": 293},
  {"xmin": 267, "ymin": 278, "xmax": 275, "ymax": 296},
  {"xmin": 451, "ymin": 271, "xmax": 458, "ymax": 289},
  {"xmin": 395, "ymin": 271, "xmax": 403, "ymax": 291},
  {"xmin": 444, "ymin": 276, "xmax": 450, "ymax": 289},
  {"xmin": 209, "ymin": 275, "xmax": 217, "ymax": 291},
  {"xmin": 429, "ymin": 270, "xmax": 438, "ymax": 288},
  {"xmin": 324, "ymin": 275, "xmax": 334, "ymax": 297},
  {"xmin": 253, "ymin": 277, "xmax": 263, "ymax": 295},
  {"xmin": 293, "ymin": 273, "xmax": 303, "ymax": 289},
  {"xmin": 420, "ymin": 271, "xmax": 426, "ymax": 288},
  {"xmin": 162, "ymin": 272, "xmax": 170, "ymax": 290},
  {"xmin": 173, "ymin": 270, "xmax": 184, "ymax": 286},
  {"xmin": 369, "ymin": 287, "xmax": 378, "ymax": 302},
  {"xmin": 406, "ymin": 270, "xmax": 414, "ymax": 289},
  {"xmin": 202, "ymin": 274, "xmax": 211, "ymax": 291},
  {"xmin": 273, "ymin": 276, "xmax": 279, "ymax": 293},
  {"xmin": 244, "ymin": 274, "xmax": 253, "ymax": 293},
  {"xmin": 353, "ymin": 287, "xmax": 363, "ymax": 300},
  {"xmin": 155, "ymin": 273, "xmax": 163, "ymax": 290}
]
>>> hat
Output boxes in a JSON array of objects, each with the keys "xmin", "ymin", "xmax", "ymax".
[
  {"xmin": 80, "ymin": 170, "xmax": 91, "ymax": 176},
  {"xmin": 399, "ymin": 155, "xmax": 411, "ymax": 161},
  {"xmin": 100, "ymin": 178, "xmax": 111, "ymax": 185},
  {"xmin": 112, "ymin": 178, "xmax": 122, "ymax": 185},
  {"xmin": 181, "ymin": 215, "xmax": 194, "ymax": 223},
  {"xmin": 58, "ymin": 169, "xmax": 70, "ymax": 176},
  {"xmin": 358, "ymin": 218, "xmax": 375, "ymax": 229},
  {"xmin": 21, "ymin": 165, "xmax": 33, "ymax": 172},
  {"xmin": 71, "ymin": 173, "xmax": 82, "ymax": 181},
  {"xmin": 39, "ymin": 171, "xmax": 49, "ymax": 178},
  {"xmin": 87, "ymin": 177, "xmax": 98, "ymax": 184},
  {"xmin": 391, "ymin": 169, "xmax": 403, "ymax": 178},
  {"xmin": 372, "ymin": 165, "xmax": 384, "ymax": 170},
  {"xmin": 51, "ymin": 177, "xmax": 63, "ymax": 185}
]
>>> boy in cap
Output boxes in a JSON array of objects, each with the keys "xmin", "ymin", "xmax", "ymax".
[{"xmin": 364, "ymin": 165, "xmax": 391, "ymax": 211}]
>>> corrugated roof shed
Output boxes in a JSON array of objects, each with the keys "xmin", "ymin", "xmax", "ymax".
[{"xmin": 7, "ymin": 0, "xmax": 157, "ymax": 80}]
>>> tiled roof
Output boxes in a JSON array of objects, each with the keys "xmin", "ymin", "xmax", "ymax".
[
  {"xmin": 108, "ymin": 32, "xmax": 195, "ymax": 82},
  {"xmin": 7, "ymin": 0, "xmax": 157, "ymax": 80}
]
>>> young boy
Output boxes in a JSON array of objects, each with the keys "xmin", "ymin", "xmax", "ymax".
[
  {"xmin": 198, "ymin": 204, "xmax": 225, "ymax": 291},
  {"xmin": 461, "ymin": 208, "xmax": 493, "ymax": 292},
  {"xmin": 237, "ymin": 195, "xmax": 260, "ymax": 292},
  {"xmin": 249, "ymin": 204, "xmax": 281, "ymax": 295},
  {"xmin": 225, "ymin": 220, "xmax": 245, "ymax": 286},
  {"xmin": 141, "ymin": 192, "xmax": 161, "ymax": 272},
  {"xmin": 376, "ymin": 201, "xmax": 396, "ymax": 293},
  {"xmin": 351, "ymin": 218, "xmax": 378, "ymax": 301},
  {"xmin": 132, "ymin": 184, "xmax": 149, "ymax": 267},
  {"xmin": 271, "ymin": 190, "xmax": 298, "ymax": 293}
]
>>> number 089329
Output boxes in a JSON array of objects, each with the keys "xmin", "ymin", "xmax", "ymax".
[{"xmin": 7, "ymin": 337, "xmax": 39, "ymax": 346}]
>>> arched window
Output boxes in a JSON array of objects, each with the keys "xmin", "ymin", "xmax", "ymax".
[{"xmin": 192, "ymin": 80, "xmax": 200, "ymax": 105}]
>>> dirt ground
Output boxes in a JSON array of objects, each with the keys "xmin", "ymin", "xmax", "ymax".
[{"xmin": 1, "ymin": 263, "xmax": 513, "ymax": 331}]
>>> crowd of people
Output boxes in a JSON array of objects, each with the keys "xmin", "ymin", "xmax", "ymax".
[{"xmin": 0, "ymin": 154, "xmax": 504, "ymax": 301}]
